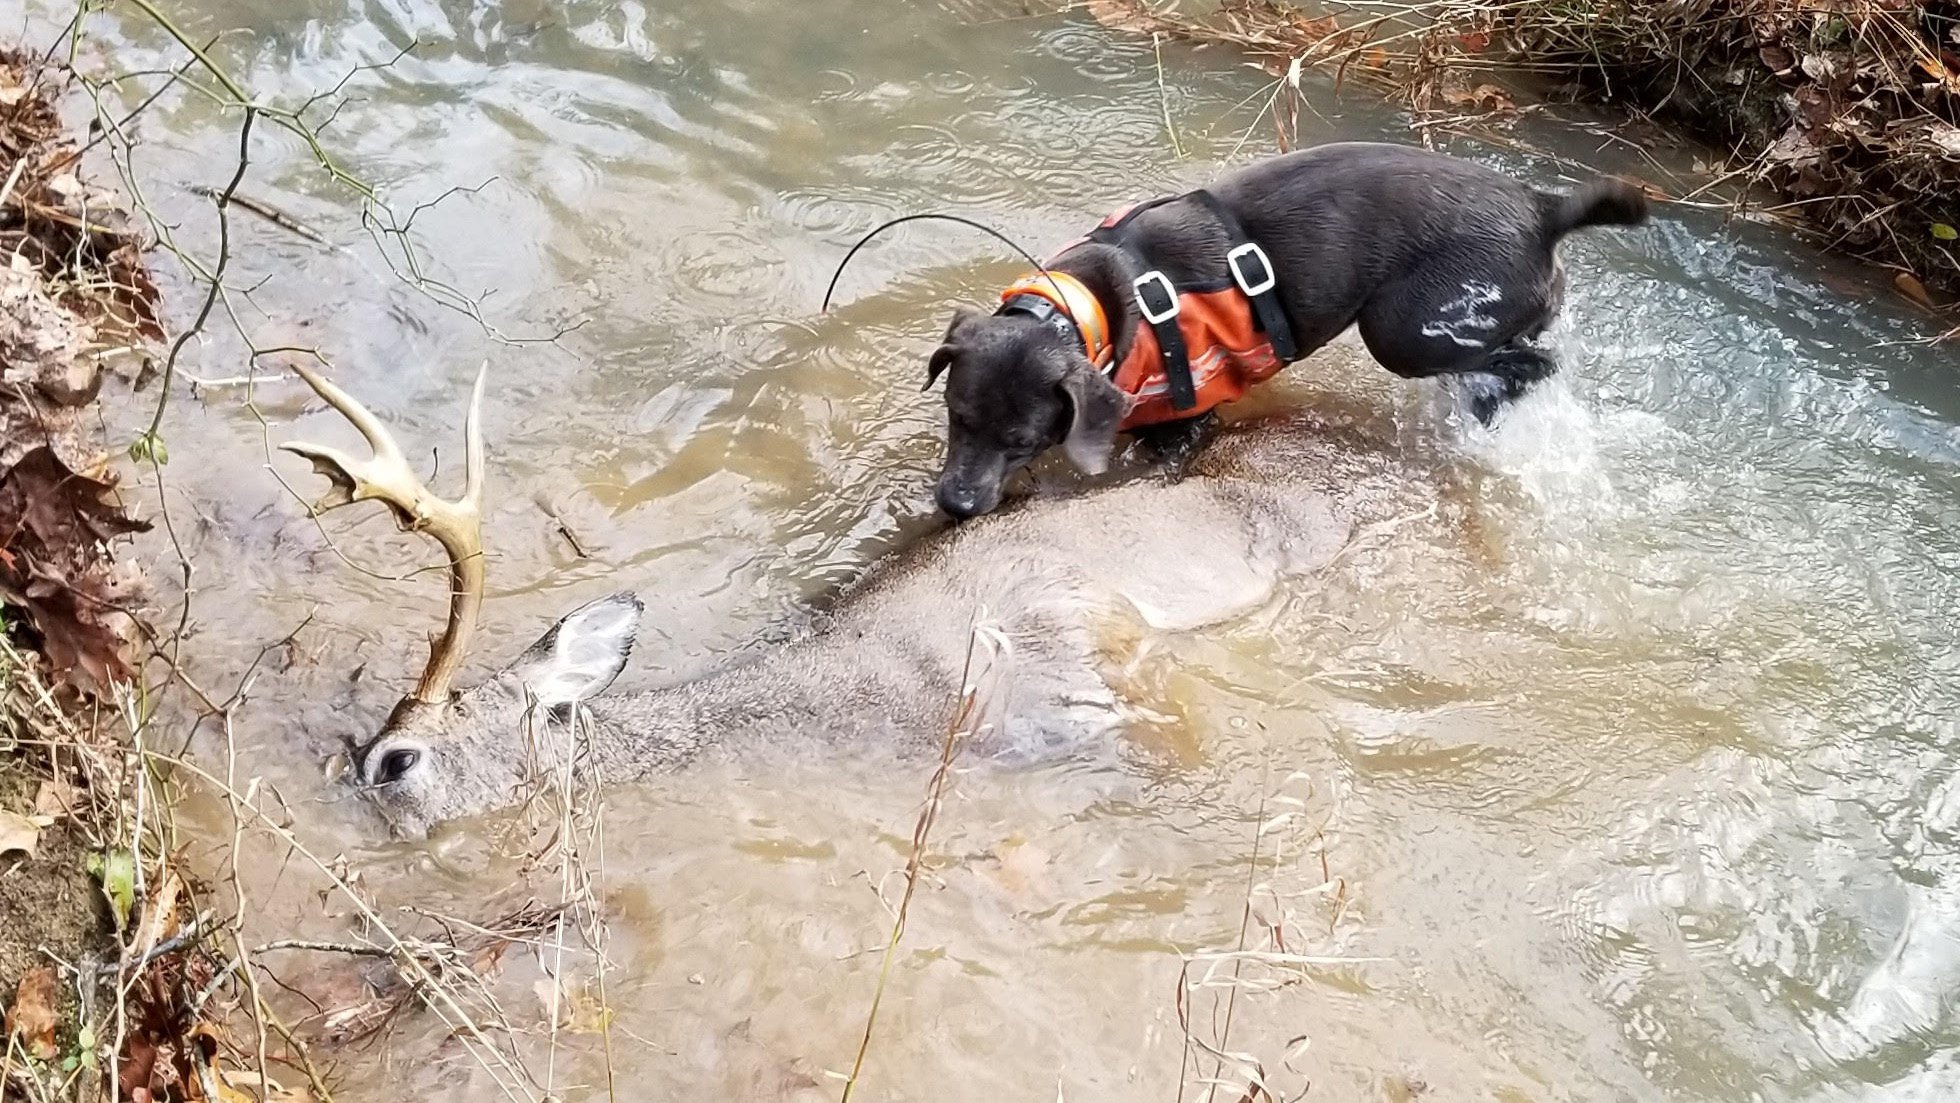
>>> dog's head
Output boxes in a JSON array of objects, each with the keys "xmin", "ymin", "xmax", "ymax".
[{"xmin": 924, "ymin": 306, "xmax": 1133, "ymax": 520}]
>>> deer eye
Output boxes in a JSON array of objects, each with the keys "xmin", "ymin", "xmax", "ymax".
[{"xmin": 375, "ymin": 748, "xmax": 421, "ymax": 784}]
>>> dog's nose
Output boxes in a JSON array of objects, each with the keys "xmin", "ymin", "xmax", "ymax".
[{"xmin": 935, "ymin": 483, "xmax": 980, "ymax": 521}]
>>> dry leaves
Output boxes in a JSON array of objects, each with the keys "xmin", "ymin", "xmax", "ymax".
[
  {"xmin": 117, "ymin": 949, "xmax": 220, "ymax": 1101},
  {"xmin": 33, "ymin": 776, "xmax": 79, "ymax": 819},
  {"xmin": 1894, "ymin": 270, "xmax": 1937, "ymax": 309},
  {"xmin": 1082, "ymin": 0, "xmax": 1175, "ymax": 35},
  {"xmin": 1441, "ymin": 81, "xmax": 1517, "ymax": 114},
  {"xmin": 5, "ymin": 964, "xmax": 60, "ymax": 1062},
  {"xmin": 1455, "ymin": 0, "xmax": 1960, "ymax": 309},
  {"xmin": 132, "ymin": 869, "xmax": 185, "ymax": 963},
  {"xmin": 0, "ymin": 51, "xmax": 155, "ymax": 693},
  {"xmin": 533, "ymin": 974, "xmax": 615, "ymax": 1034},
  {"xmin": 0, "ymin": 445, "xmax": 151, "ymax": 691},
  {"xmin": 185, "ymin": 1025, "xmax": 316, "ymax": 1103},
  {"xmin": 0, "ymin": 51, "xmax": 160, "ymax": 324},
  {"xmin": 0, "ymin": 807, "xmax": 47, "ymax": 857}
]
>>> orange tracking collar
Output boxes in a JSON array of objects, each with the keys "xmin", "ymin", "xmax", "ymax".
[{"xmin": 997, "ymin": 271, "xmax": 1114, "ymax": 370}]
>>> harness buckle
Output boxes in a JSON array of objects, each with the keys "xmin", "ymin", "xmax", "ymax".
[
  {"xmin": 1132, "ymin": 270, "xmax": 1180, "ymax": 326},
  {"xmin": 1226, "ymin": 242, "xmax": 1277, "ymax": 298}
]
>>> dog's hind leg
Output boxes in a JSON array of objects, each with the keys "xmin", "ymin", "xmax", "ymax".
[
  {"xmin": 1458, "ymin": 334, "xmax": 1560, "ymax": 425},
  {"xmin": 1130, "ymin": 411, "xmax": 1221, "ymax": 482},
  {"xmin": 1358, "ymin": 271, "xmax": 1563, "ymax": 424}
]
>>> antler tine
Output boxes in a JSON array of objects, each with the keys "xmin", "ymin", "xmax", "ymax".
[
  {"xmin": 279, "ymin": 363, "xmax": 489, "ymax": 703},
  {"xmin": 285, "ymin": 362, "xmax": 407, "ymax": 469},
  {"xmin": 461, "ymin": 363, "xmax": 486, "ymax": 510}
]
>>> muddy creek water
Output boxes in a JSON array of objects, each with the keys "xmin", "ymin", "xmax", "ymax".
[{"xmin": 25, "ymin": 0, "xmax": 1960, "ymax": 1099}]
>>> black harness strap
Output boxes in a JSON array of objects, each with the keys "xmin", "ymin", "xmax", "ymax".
[
  {"xmin": 1083, "ymin": 190, "xmax": 1298, "ymax": 415},
  {"xmin": 1190, "ymin": 189, "xmax": 1299, "ymax": 362},
  {"xmin": 1089, "ymin": 197, "xmax": 1198, "ymax": 410},
  {"xmin": 1130, "ymin": 269, "xmax": 1196, "ymax": 410}
]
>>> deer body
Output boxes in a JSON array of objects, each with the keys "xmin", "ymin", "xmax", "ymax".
[{"xmin": 283, "ymin": 367, "xmax": 1413, "ymax": 837}]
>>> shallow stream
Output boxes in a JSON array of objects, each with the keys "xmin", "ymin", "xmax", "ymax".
[{"xmin": 26, "ymin": 0, "xmax": 1960, "ymax": 1098}]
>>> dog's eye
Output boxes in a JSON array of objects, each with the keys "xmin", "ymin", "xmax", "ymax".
[{"xmin": 375, "ymin": 748, "xmax": 420, "ymax": 784}]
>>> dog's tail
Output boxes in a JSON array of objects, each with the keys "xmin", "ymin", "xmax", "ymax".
[{"xmin": 1538, "ymin": 178, "xmax": 1649, "ymax": 238}]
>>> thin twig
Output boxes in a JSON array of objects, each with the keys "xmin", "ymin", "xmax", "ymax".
[{"xmin": 838, "ymin": 617, "xmax": 1002, "ymax": 1102}]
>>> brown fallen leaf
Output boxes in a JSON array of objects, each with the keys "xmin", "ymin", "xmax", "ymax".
[
  {"xmin": 0, "ymin": 444, "xmax": 151, "ymax": 691},
  {"xmin": 1918, "ymin": 55, "xmax": 1960, "ymax": 94},
  {"xmin": 132, "ymin": 869, "xmax": 184, "ymax": 964},
  {"xmin": 119, "ymin": 1030, "xmax": 162, "ymax": 1101},
  {"xmin": 105, "ymin": 241, "xmax": 166, "ymax": 342},
  {"xmin": 1894, "ymin": 271, "xmax": 1937, "ymax": 311},
  {"xmin": 0, "ymin": 808, "xmax": 44, "ymax": 857},
  {"xmin": 1082, "ymin": 0, "xmax": 1173, "ymax": 35},
  {"xmin": 5, "ymin": 964, "xmax": 60, "ymax": 1062},
  {"xmin": 534, "ymin": 975, "xmax": 614, "ymax": 1033},
  {"xmin": 34, "ymin": 777, "xmax": 79, "ymax": 819},
  {"xmin": 1291, "ymin": 13, "xmax": 1345, "ymax": 48},
  {"xmin": 221, "ymin": 1072, "xmax": 315, "ymax": 1103},
  {"xmin": 1441, "ymin": 82, "xmax": 1515, "ymax": 113},
  {"xmin": 188, "ymin": 1024, "xmax": 256, "ymax": 1103}
]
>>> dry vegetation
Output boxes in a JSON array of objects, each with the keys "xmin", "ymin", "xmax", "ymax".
[
  {"xmin": 2, "ymin": 41, "xmax": 156, "ymax": 1095},
  {"xmin": 0, "ymin": 23, "xmax": 613, "ymax": 1103},
  {"xmin": 1090, "ymin": 0, "xmax": 1960, "ymax": 332}
]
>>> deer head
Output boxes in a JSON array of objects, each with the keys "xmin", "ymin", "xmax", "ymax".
[{"xmin": 282, "ymin": 366, "xmax": 646, "ymax": 837}]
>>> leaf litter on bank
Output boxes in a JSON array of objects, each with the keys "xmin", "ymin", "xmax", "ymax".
[
  {"xmin": 1078, "ymin": 0, "xmax": 1960, "ymax": 322},
  {"xmin": 1, "ymin": 49, "xmax": 155, "ymax": 695},
  {"xmin": 0, "ymin": 807, "xmax": 45, "ymax": 857},
  {"xmin": 6, "ymin": 964, "xmax": 60, "ymax": 1062}
]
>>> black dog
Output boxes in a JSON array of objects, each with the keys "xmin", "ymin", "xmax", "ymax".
[{"xmin": 925, "ymin": 141, "xmax": 1648, "ymax": 520}]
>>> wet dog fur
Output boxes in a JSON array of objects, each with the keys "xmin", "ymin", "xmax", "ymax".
[{"xmin": 925, "ymin": 141, "xmax": 1648, "ymax": 520}]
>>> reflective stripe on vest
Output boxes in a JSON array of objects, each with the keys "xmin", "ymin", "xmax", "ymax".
[{"xmin": 1111, "ymin": 286, "xmax": 1285, "ymax": 430}]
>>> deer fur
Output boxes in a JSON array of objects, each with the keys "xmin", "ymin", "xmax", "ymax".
[{"xmin": 338, "ymin": 407, "xmax": 1422, "ymax": 839}]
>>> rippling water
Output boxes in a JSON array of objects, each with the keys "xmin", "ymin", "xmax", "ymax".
[{"xmin": 29, "ymin": 0, "xmax": 1960, "ymax": 1098}]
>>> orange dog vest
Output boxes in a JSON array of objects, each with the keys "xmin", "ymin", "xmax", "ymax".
[{"xmin": 996, "ymin": 192, "xmax": 1298, "ymax": 431}]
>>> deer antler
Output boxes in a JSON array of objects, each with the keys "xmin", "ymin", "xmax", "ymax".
[{"xmin": 280, "ymin": 363, "xmax": 488, "ymax": 703}]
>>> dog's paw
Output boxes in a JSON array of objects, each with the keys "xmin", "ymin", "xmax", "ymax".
[
  {"xmin": 1137, "ymin": 412, "xmax": 1220, "ymax": 477},
  {"xmin": 1156, "ymin": 461, "xmax": 1193, "ymax": 485},
  {"xmin": 1457, "ymin": 373, "xmax": 1514, "ymax": 428}
]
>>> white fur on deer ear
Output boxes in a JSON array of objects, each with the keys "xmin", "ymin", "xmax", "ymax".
[{"xmin": 512, "ymin": 592, "xmax": 644, "ymax": 707}]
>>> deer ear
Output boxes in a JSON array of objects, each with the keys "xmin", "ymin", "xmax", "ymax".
[
  {"xmin": 513, "ymin": 593, "xmax": 643, "ymax": 707},
  {"xmin": 1057, "ymin": 360, "xmax": 1132, "ymax": 475},
  {"xmin": 924, "ymin": 307, "xmax": 984, "ymax": 391}
]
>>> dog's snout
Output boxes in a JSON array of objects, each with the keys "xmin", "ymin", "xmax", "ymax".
[{"xmin": 936, "ymin": 482, "xmax": 982, "ymax": 521}]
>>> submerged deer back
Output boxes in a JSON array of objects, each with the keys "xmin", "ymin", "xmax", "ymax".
[{"xmin": 282, "ymin": 367, "xmax": 1406, "ymax": 838}]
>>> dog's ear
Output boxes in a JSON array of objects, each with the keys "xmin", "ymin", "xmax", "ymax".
[
  {"xmin": 924, "ymin": 307, "xmax": 984, "ymax": 392},
  {"xmin": 1057, "ymin": 360, "xmax": 1133, "ymax": 475}
]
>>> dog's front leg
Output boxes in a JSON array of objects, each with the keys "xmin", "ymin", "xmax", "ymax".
[{"xmin": 1131, "ymin": 411, "xmax": 1221, "ymax": 483}]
